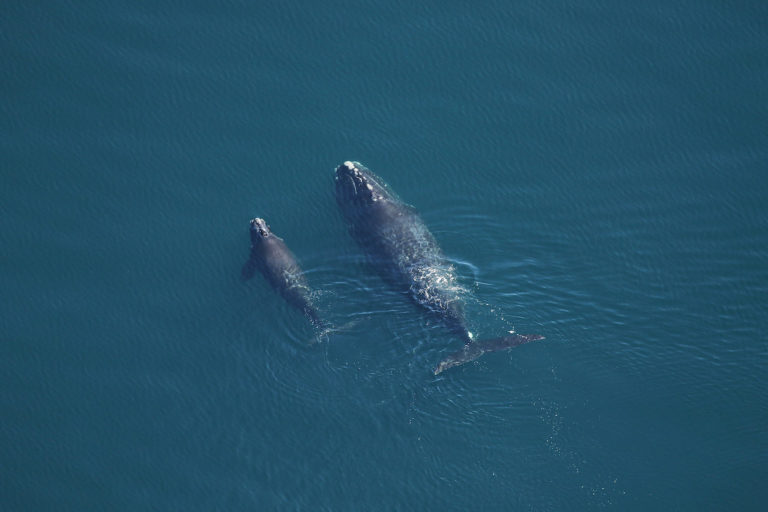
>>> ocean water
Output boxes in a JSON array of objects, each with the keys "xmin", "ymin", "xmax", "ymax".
[{"xmin": 2, "ymin": 0, "xmax": 767, "ymax": 510}]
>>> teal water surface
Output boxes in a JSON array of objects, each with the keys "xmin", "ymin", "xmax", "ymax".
[{"xmin": 2, "ymin": 1, "xmax": 767, "ymax": 510}]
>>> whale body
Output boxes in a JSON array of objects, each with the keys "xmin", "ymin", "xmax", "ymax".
[
  {"xmin": 334, "ymin": 161, "xmax": 542, "ymax": 374},
  {"xmin": 242, "ymin": 218, "xmax": 322, "ymax": 328}
]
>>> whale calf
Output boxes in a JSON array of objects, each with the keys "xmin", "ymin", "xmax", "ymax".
[
  {"xmin": 334, "ymin": 161, "xmax": 542, "ymax": 374},
  {"xmin": 242, "ymin": 218, "xmax": 322, "ymax": 328}
]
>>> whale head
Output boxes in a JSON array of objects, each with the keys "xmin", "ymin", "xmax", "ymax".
[
  {"xmin": 334, "ymin": 161, "xmax": 390, "ymax": 208},
  {"xmin": 249, "ymin": 218, "xmax": 272, "ymax": 244}
]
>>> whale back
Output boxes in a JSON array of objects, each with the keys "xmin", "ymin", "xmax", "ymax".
[
  {"xmin": 242, "ymin": 220, "xmax": 321, "ymax": 327},
  {"xmin": 335, "ymin": 163, "xmax": 469, "ymax": 339}
]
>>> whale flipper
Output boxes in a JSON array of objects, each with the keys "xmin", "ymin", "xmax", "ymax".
[
  {"xmin": 433, "ymin": 334, "xmax": 544, "ymax": 375},
  {"xmin": 241, "ymin": 253, "xmax": 258, "ymax": 281}
]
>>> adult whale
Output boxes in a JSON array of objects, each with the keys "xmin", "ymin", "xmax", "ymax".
[
  {"xmin": 242, "ymin": 218, "xmax": 323, "ymax": 328},
  {"xmin": 334, "ymin": 161, "xmax": 543, "ymax": 375}
]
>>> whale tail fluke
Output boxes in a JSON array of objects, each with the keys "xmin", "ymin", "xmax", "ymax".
[{"xmin": 433, "ymin": 334, "xmax": 544, "ymax": 375}]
